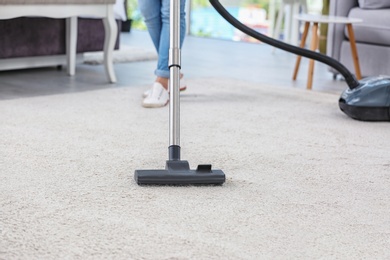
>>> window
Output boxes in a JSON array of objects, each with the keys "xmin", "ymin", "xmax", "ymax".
[
  {"xmin": 190, "ymin": 0, "xmax": 271, "ymax": 42},
  {"xmin": 128, "ymin": 0, "xmax": 324, "ymax": 42}
]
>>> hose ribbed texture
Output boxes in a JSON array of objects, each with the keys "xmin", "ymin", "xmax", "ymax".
[{"xmin": 209, "ymin": 0, "xmax": 360, "ymax": 89}]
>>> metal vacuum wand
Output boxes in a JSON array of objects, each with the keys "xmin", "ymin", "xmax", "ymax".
[
  {"xmin": 168, "ymin": 0, "xmax": 181, "ymax": 161},
  {"xmin": 134, "ymin": 0, "xmax": 226, "ymax": 185}
]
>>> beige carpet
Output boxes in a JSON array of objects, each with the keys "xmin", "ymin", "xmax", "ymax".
[
  {"xmin": 1, "ymin": 78, "xmax": 389, "ymax": 259},
  {"xmin": 83, "ymin": 45, "xmax": 157, "ymax": 65}
]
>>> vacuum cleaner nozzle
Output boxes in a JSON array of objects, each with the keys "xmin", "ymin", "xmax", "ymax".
[{"xmin": 134, "ymin": 160, "xmax": 226, "ymax": 185}]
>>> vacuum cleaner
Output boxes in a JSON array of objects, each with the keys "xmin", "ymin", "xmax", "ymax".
[
  {"xmin": 134, "ymin": 0, "xmax": 226, "ymax": 185},
  {"xmin": 209, "ymin": 0, "xmax": 390, "ymax": 122}
]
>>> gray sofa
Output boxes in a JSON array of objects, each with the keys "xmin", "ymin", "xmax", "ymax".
[
  {"xmin": 0, "ymin": 17, "xmax": 121, "ymax": 71},
  {"xmin": 327, "ymin": 0, "xmax": 390, "ymax": 78},
  {"xmin": 0, "ymin": 0, "xmax": 127, "ymax": 72}
]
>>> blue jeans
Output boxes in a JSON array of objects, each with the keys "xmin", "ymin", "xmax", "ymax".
[{"xmin": 138, "ymin": 0, "xmax": 186, "ymax": 78}]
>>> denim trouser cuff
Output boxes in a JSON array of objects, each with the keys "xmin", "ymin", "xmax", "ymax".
[{"xmin": 155, "ymin": 69, "xmax": 170, "ymax": 79}]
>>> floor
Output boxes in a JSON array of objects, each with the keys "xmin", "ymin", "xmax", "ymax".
[{"xmin": 0, "ymin": 30, "xmax": 347, "ymax": 100}]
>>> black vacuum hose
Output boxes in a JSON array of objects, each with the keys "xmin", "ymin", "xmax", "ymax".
[{"xmin": 209, "ymin": 0, "xmax": 360, "ymax": 89}]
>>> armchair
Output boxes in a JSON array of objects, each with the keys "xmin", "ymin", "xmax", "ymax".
[{"xmin": 327, "ymin": 0, "xmax": 390, "ymax": 78}]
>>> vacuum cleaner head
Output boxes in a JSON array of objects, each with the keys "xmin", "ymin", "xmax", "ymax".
[
  {"xmin": 339, "ymin": 76, "xmax": 390, "ymax": 121},
  {"xmin": 135, "ymin": 160, "xmax": 225, "ymax": 185}
]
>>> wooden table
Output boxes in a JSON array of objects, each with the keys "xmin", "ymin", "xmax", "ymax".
[{"xmin": 292, "ymin": 14, "xmax": 362, "ymax": 89}]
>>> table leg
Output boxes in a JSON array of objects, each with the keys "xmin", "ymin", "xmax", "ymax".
[
  {"xmin": 307, "ymin": 22, "xmax": 319, "ymax": 90},
  {"xmin": 293, "ymin": 21, "xmax": 310, "ymax": 80},
  {"xmin": 66, "ymin": 16, "xmax": 77, "ymax": 76},
  {"xmin": 346, "ymin": 23, "xmax": 362, "ymax": 80},
  {"xmin": 103, "ymin": 5, "xmax": 117, "ymax": 83}
]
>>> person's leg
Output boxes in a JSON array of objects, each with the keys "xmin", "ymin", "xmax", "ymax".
[
  {"xmin": 154, "ymin": 0, "xmax": 171, "ymax": 85},
  {"xmin": 180, "ymin": 0, "xmax": 187, "ymax": 48},
  {"xmin": 138, "ymin": 0, "xmax": 162, "ymax": 53},
  {"xmin": 156, "ymin": 0, "xmax": 186, "ymax": 83},
  {"xmin": 142, "ymin": 0, "xmax": 187, "ymax": 108}
]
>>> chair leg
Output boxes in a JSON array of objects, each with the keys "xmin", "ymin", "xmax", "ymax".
[
  {"xmin": 268, "ymin": 0, "xmax": 277, "ymax": 38},
  {"xmin": 273, "ymin": 2, "xmax": 285, "ymax": 40},
  {"xmin": 290, "ymin": 2, "xmax": 300, "ymax": 45},
  {"xmin": 301, "ymin": 0, "xmax": 308, "ymax": 13},
  {"xmin": 284, "ymin": 4, "xmax": 292, "ymax": 43}
]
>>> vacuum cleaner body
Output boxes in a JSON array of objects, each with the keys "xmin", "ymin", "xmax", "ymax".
[
  {"xmin": 209, "ymin": 0, "xmax": 390, "ymax": 122},
  {"xmin": 339, "ymin": 76, "xmax": 390, "ymax": 121}
]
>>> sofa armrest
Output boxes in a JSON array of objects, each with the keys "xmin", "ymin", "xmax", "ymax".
[{"xmin": 327, "ymin": 0, "xmax": 359, "ymax": 64}]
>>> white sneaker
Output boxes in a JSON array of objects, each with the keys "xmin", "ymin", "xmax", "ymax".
[
  {"xmin": 142, "ymin": 82, "xmax": 169, "ymax": 108},
  {"xmin": 142, "ymin": 79, "xmax": 187, "ymax": 98}
]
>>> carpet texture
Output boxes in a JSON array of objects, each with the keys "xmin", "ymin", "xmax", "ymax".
[
  {"xmin": 1, "ymin": 78, "xmax": 389, "ymax": 259},
  {"xmin": 83, "ymin": 45, "xmax": 157, "ymax": 65}
]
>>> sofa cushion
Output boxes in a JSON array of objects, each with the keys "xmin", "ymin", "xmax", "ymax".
[
  {"xmin": 346, "ymin": 7, "xmax": 390, "ymax": 46},
  {"xmin": 358, "ymin": 0, "xmax": 390, "ymax": 9},
  {"xmin": 0, "ymin": 17, "xmax": 120, "ymax": 58}
]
